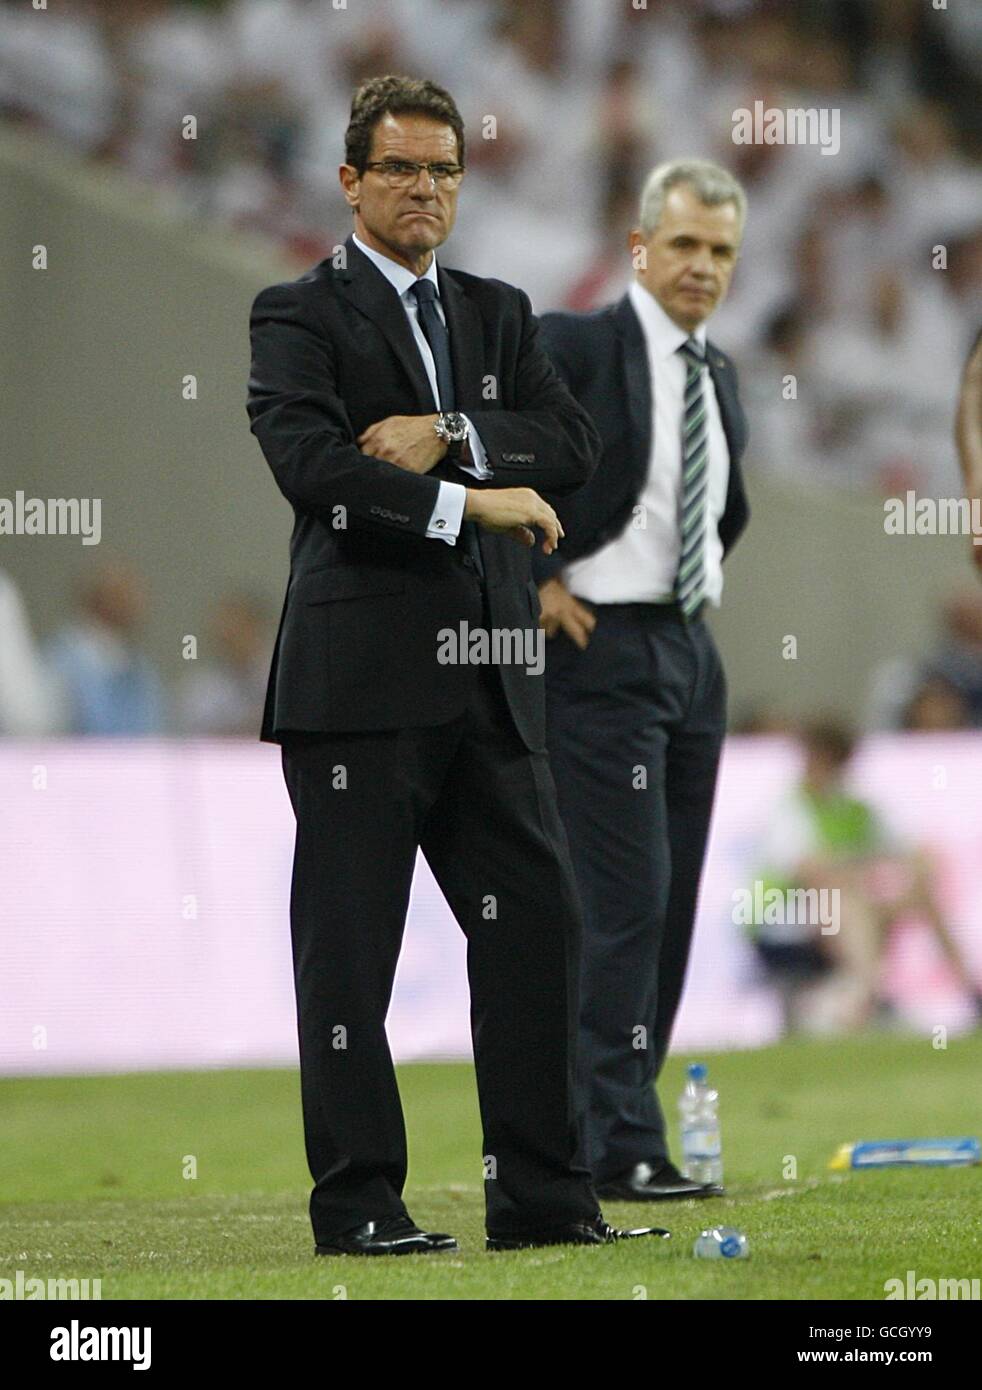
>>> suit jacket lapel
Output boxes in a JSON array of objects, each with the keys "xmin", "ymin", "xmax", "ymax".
[
  {"xmin": 614, "ymin": 294, "xmax": 652, "ymax": 481},
  {"xmin": 335, "ymin": 234, "xmax": 436, "ymax": 413},
  {"xmin": 616, "ymin": 295, "xmax": 746, "ymax": 548},
  {"xmin": 707, "ymin": 348, "xmax": 741, "ymax": 460},
  {"xmin": 706, "ymin": 343, "xmax": 749, "ymax": 550},
  {"xmin": 438, "ymin": 265, "xmax": 485, "ymax": 415}
]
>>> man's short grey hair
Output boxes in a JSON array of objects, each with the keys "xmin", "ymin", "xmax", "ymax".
[{"xmin": 639, "ymin": 159, "xmax": 747, "ymax": 239}]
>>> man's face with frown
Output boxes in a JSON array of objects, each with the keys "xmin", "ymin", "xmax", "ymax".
[{"xmin": 340, "ymin": 112, "xmax": 463, "ymax": 273}]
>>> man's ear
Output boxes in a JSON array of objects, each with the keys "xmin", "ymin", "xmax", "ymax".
[{"xmin": 339, "ymin": 164, "xmax": 360, "ymax": 210}]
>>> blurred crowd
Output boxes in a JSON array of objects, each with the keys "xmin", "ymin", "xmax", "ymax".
[
  {"xmin": 734, "ymin": 584, "xmax": 982, "ymax": 735},
  {"xmin": 0, "ymin": 563, "xmax": 271, "ymax": 736},
  {"xmin": 2, "ymin": 0, "xmax": 980, "ymax": 496},
  {"xmin": 2, "ymin": 555, "xmax": 981, "ymax": 736},
  {"xmin": 2, "ymin": 0, "xmax": 982, "ymax": 738}
]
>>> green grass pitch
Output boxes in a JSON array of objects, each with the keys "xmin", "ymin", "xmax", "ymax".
[{"xmin": 2, "ymin": 1034, "xmax": 980, "ymax": 1300}]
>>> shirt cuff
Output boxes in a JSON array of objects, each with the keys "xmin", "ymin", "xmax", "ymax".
[
  {"xmin": 458, "ymin": 416, "xmax": 493, "ymax": 478},
  {"xmin": 426, "ymin": 480, "xmax": 467, "ymax": 544}
]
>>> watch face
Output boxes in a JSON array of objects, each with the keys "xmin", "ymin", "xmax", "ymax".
[{"xmin": 442, "ymin": 412, "xmax": 468, "ymax": 441}]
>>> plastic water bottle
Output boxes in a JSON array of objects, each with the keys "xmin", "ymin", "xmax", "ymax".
[
  {"xmin": 679, "ymin": 1062, "xmax": 723, "ymax": 1185},
  {"xmin": 693, "ymin": 1226, "xmax": 749, "ymax": 1260}
]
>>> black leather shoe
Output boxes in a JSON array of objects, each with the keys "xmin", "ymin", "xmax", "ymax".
[
  {"xmin": 596, "ymin": 1160, "xmax": 724, "ymax": 1201},
  {"xmin": 486, "ymin": 1212, "xmax": 670, "ymax": 1251},
  {"xmin": 315, "ymin": 1213, "xmax": 458, "ymax": 1256}
]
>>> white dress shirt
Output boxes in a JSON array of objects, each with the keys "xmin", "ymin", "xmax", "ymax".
[
  {"xmin": 563, "ymin": 279, "xmax": 730, "ymax": 607},
  {"xmin": 352, "ymin": 233, "xmax": 491, "ymax": 546}
]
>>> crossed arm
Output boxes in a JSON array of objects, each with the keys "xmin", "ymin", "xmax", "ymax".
[{"xmin": 247, "ymin": 282, "xmax": 599, "ymax": 554}]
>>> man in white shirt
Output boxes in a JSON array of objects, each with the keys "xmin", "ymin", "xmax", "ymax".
[{"xmin": 532, "ymin": 160, "xmax": 751, "ymax": 1201}]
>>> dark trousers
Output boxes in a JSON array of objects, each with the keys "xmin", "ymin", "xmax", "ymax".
[
  {"xmin": 543, "ymin": 601, "xmax": 727, "ymax": 1184},
  {"xmin": 280, "ymin": 624, "xmax": 598, "ymax": 1242}
]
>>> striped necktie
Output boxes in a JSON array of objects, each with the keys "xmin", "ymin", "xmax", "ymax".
[{"xmin": 674, "ymin": 337, "xmax": 709, "ymax": 620}]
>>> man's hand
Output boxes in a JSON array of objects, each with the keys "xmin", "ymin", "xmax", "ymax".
[
  {"xmin": 537, "ymin": 576, "xmax": 596, "ymax": 648},
  {"xmin": 465, "ymin": 487, "xmax": 564, "ymax": 554},
  {"xmin": 358, "ymin": 415, "xmax": 445, "ymax": 474}
]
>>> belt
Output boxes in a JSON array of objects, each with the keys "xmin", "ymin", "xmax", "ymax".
[{"xmin": 583, "ymin": 598, "xmax": 705, "ymax": 622}]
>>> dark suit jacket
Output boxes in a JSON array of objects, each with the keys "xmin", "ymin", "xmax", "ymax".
[
  {"xmin": 246, "ymin": 234, "xmax": 602, "ymax": 750},
  {"xmin": 530, "ymin": 293, "xmax": 750, "ymax": 587}
]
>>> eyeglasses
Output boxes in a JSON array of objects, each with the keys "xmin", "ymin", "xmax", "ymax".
[{"xmin": 362, "ymin": 160, "xmax": 465, "ymax": 189}]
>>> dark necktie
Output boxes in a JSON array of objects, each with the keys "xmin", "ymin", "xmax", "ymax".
[{"xmin": 408, "ymin": 277, "xmax": 485, "ymax": 580}]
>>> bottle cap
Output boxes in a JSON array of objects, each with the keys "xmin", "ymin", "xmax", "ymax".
[{"xmin": 688, "ymin": 1062, "xmax": 707, "ymax": 1081}]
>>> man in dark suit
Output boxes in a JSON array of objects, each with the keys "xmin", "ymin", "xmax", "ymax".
[
  {"xmin": 246, "ymin": 75, "xmax": 668, "ymax": 1255},
  {"xmin": 532, "ymin": 160, "xmax": 751, "ymax": 1202}
]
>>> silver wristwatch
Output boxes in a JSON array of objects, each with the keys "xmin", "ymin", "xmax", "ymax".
[{"xmin": 434, "ymin": 411, "xmax": 469, "ymax": 457}]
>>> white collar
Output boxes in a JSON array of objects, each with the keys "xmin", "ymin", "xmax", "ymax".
[
  {"xmin": 628, "ymin": 279, "xmax": 708, "ymax": 361},
  {"xmin": 352, "ymin": 232, "xmax": 440, "ymax": 299}
]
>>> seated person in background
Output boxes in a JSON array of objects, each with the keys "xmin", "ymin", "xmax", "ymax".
[
  {"xmin": 920, "ymin": 590, "xmax": 982, "ymax": 727},
  {"xmin": 901, "ymin": 675, "xmax": 970, "ymax": 730},
  {"xmin": 178, "ymin": 590, "xmax": 271, "ymax": 736},
  {"xmin": 747, "ymin": 719, "xmax": 982, "ymax": 1033},
  {"xmin": 46, "ymin": 559, "xmax": 166, "ymax": 736},
  {"xmin": 864, "ymin": 588, "xmax": 982, "ymax": 731}
]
